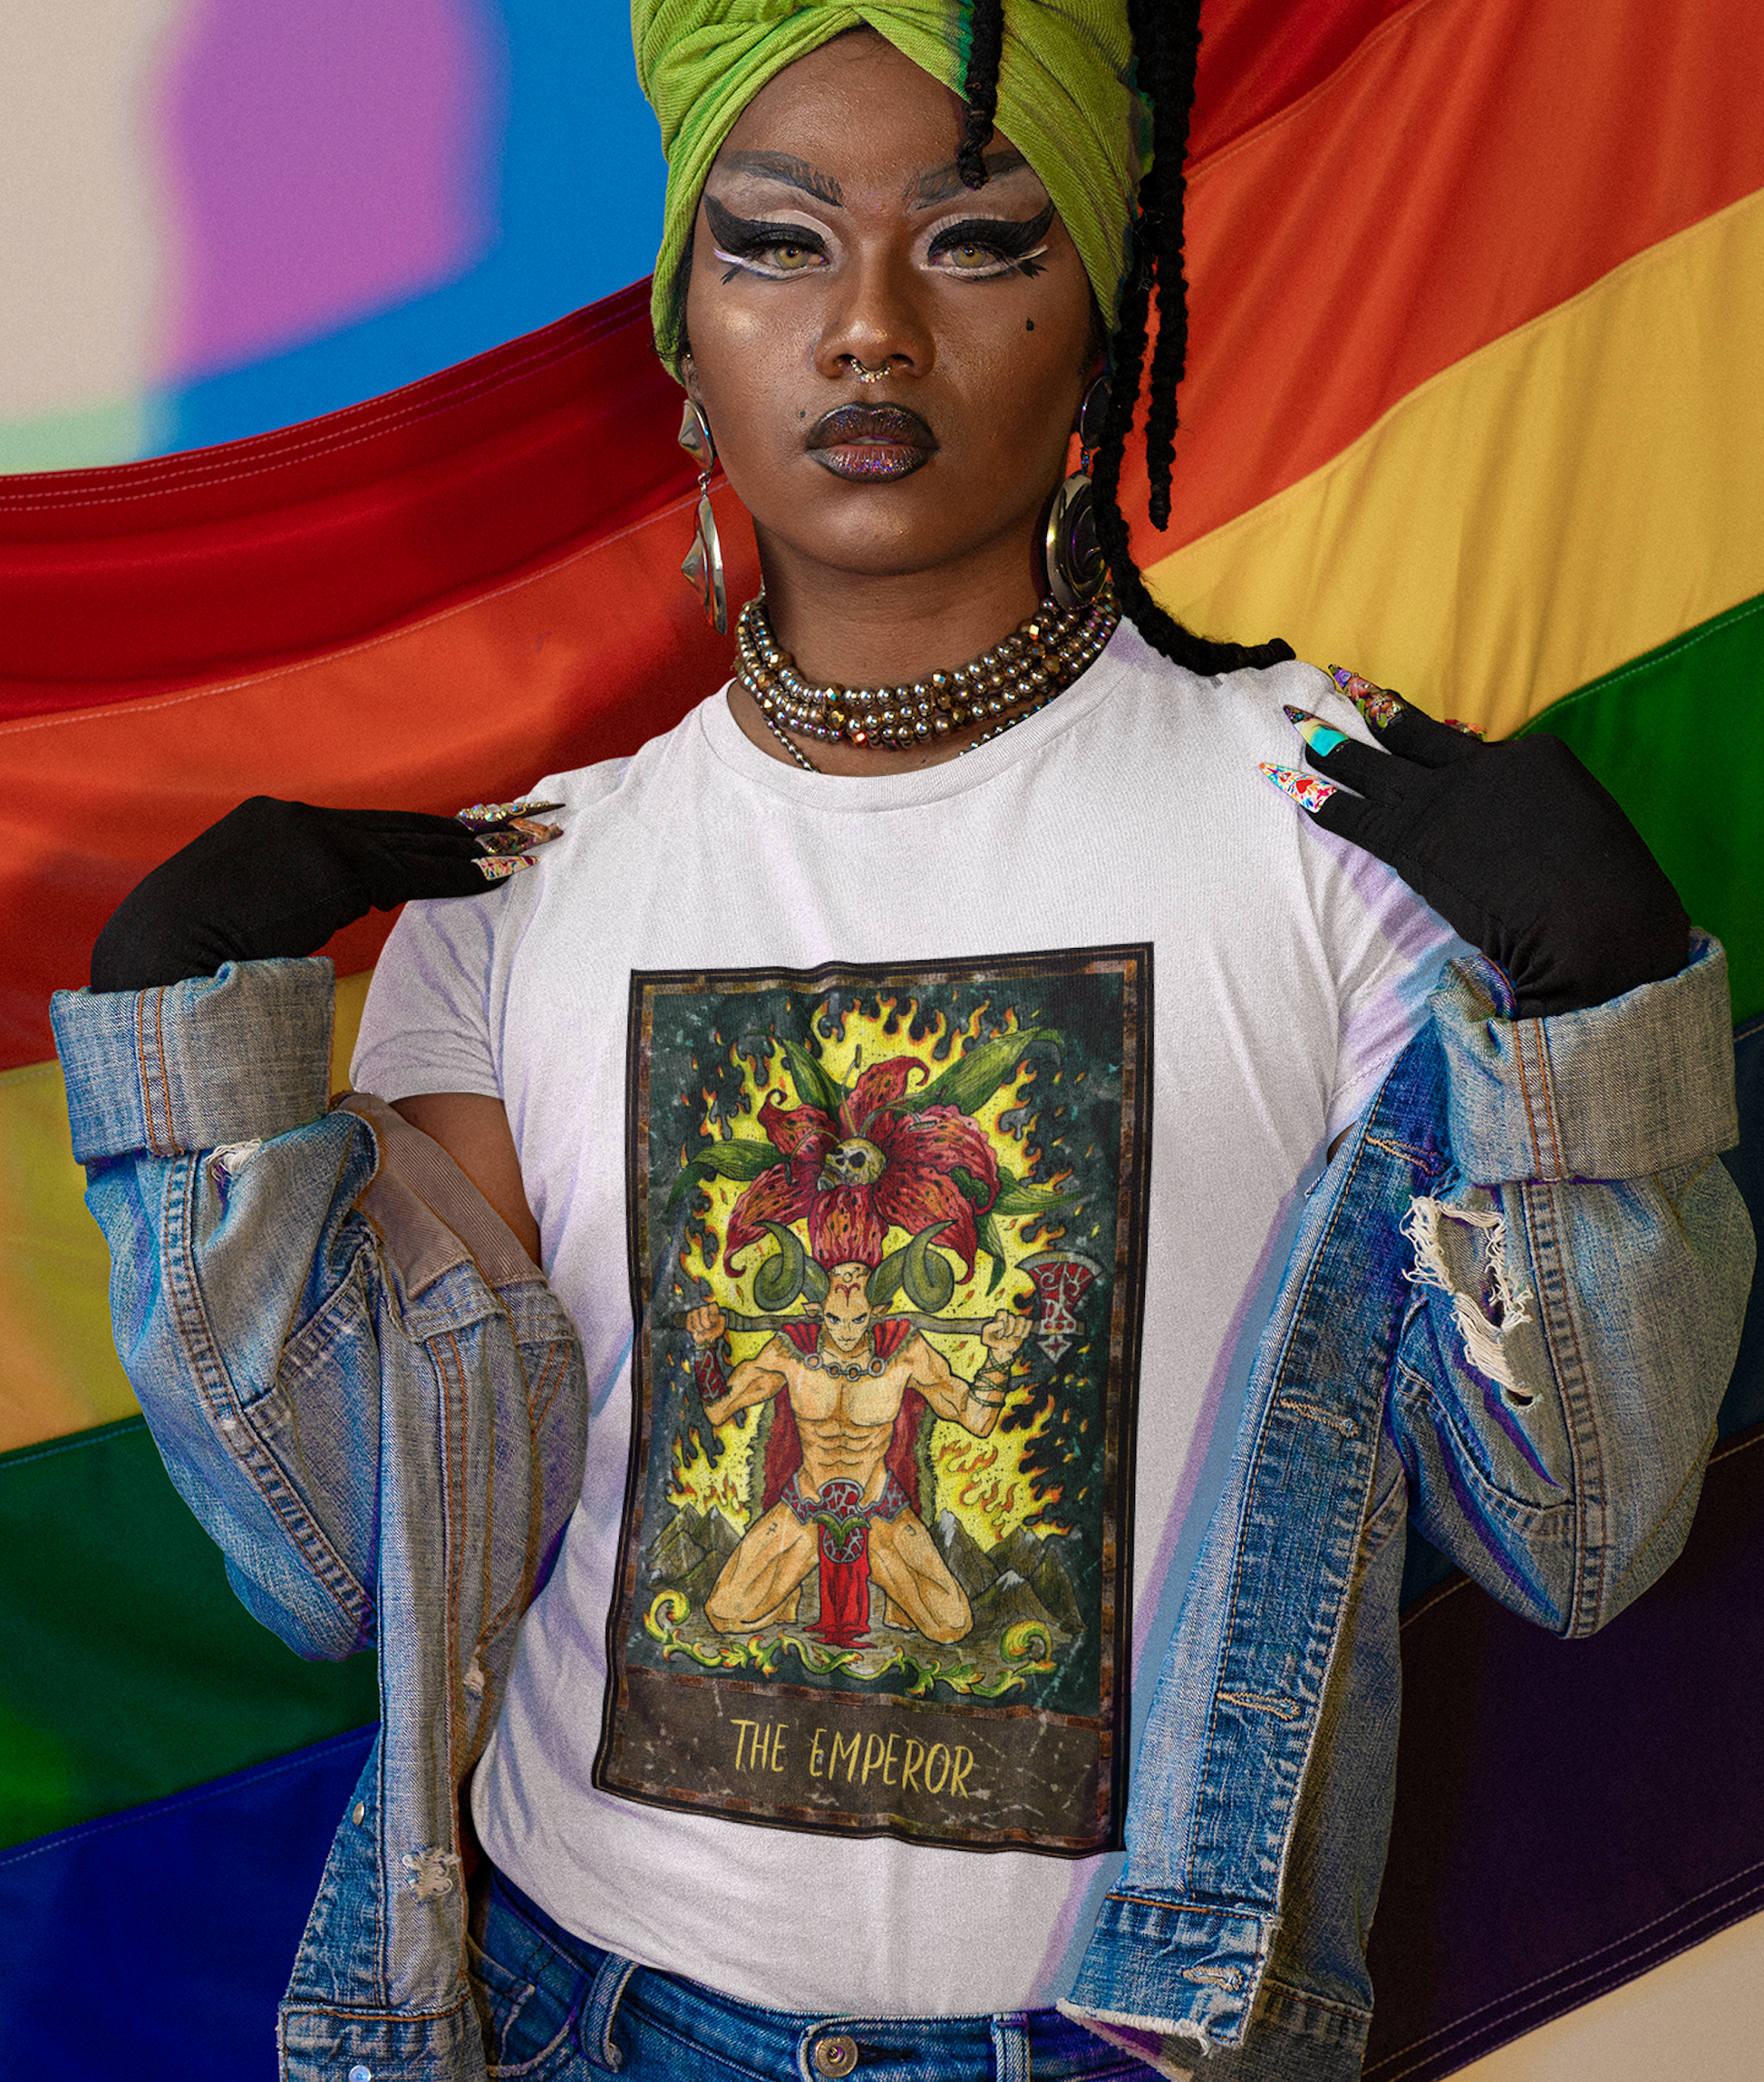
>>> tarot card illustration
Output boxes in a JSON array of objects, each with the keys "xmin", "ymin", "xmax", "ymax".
[{"xmin": 598, "ymin": 947, "xmax": 1151, "ymax": 1852}]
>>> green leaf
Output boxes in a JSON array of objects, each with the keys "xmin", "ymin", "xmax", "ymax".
[
  {"xmin": 991, "ymin": 1174, "xmax": 1082, "ymax": 1217},
  {"xmin": 776, "ymin": 1037, "xmax": 842, "ymax": 1119},
  {"xmin": 976, "ymin": 1212, "xmax": 1011, "ymax": 1293},
  {"xmin": 913, "ymin": 1029, "xmax": 1057, "ymax": 1118},
  {"xmin": 665, "ymin": 1138, "xmax": 785, "ymax": 1211},
  {"xmin": 948, "ymin": 1165, "xmax": 993, "ymax": 1209}
]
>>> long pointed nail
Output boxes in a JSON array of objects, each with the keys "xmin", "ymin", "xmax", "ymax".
[
  {"xmin": 474, "ymin": 853, "xmax": 537, "ymax": 881},
  {"xmin": 456, "ymin": 796, "xmax": 565, "ymax": 828},
  {"xmin": 1326, "ymin": 665, "xmax": 1402, "ymax": 730},
  {"xmin": 1282, "ymin": 706, "xmax": 1348, "ymax": 757},
  {"xmin": 476, "ymin": 818, "xmax": 562, "ymax": 857},
  {"xmin": 1259, "ymin": 761, "xmax": 1339, "ymax": 813}
]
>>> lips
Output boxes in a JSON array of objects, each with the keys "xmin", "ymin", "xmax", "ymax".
[{"xmin": 806, "ymin": 403, "xmax": 936, "ymax": 481}]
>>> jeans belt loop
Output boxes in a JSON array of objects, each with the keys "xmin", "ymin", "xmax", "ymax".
[
  {"xmin": 578, "ymin": 1950, "xmax": 638, "ymax": 2072},
  {"xmin": 992, "ymin": 2010, "xmax": 1032, "ymax": 2082}
]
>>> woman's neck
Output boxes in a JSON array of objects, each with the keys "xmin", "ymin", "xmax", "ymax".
[
  {"xmin": 731, "ymin": 529, "xmax": 1054, "ymax": 773},
  {"xmin": 764, "ymin": 563, "xmax": 1047, "ymax": 688}
]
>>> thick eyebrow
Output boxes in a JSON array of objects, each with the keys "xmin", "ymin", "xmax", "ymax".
[
  {"xmin": 906, "ymin": 149, "xmax": 1032, "ymax": 207},
  {"xmin": 714, "ymin": 150, "xmax": 844, "ymax": 208}
]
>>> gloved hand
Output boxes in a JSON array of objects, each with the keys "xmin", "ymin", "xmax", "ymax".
[
  {"xmin": 90, "ymin": 795, "xmax": 561, "ymax": 993},
  {"xmin": 1261, "ymin": 670, "xmax": 1688, "ymax": 1018}
]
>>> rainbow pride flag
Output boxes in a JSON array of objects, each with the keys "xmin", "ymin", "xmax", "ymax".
[{"xmin": 3, "ymin": 1, "xmax": 1760, "ymax": 2074}]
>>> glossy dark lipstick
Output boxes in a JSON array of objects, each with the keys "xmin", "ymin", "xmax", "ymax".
[{"xmin": 806, "ymin": 403, "xmax": 936, "ymax": 481}]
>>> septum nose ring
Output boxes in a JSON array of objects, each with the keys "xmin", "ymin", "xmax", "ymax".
[{"xmin": 847, "ymin": 356, "xmax": 891, "ymax": 384}]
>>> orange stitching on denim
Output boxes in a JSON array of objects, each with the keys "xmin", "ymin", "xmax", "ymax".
[
  {"xmin": 1216, "ymin": 1690, "xmax": 1301, "ymax": 1721},
  {"xmin": 1362, "ymin": 1135, "xmax": 1433, "ymax": 1166},
  {"xmin": 1185, "ymin": 1126, "xmax": 1378, "ymax": 1891},
  {"xmin": 1527, "ymin": 1177, "xmax": 1601, "ymax": 1631},
  {"xmin": 134, "ymin": 987, "xmax": 170, "ymax": 1157},
  {"xmin": 1513, "ymin": 1022, "xmax": 1547, "ymax": 1177},
  {"xmin": 1527, "ymin": 1022, "xmax": 1565, "ymax": 1176},
  {"xmin": 151, "ymin": 989, "xmax": 176, "ymax": 1154},
  {"xmin": 441, "ymin": 1328, "xmax": 467, "ymax": 1792},
  {"xmin": 1276, "ymin": 1394, "xmax": 1358, "ymax": 1437},
  {"xmin": 1183, "ymin": 1966, "xmax": 1244, "ymax": 1990}
]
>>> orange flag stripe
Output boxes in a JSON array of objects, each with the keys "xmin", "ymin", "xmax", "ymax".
[
  {"xmin": 1125, "ymin": 0, "xmax": 1764, "ymax": 566},
  {"xmin": 0, "ymin": 487, "xmax": 761, "ymax": 1066}
]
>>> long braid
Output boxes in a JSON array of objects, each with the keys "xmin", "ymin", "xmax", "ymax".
[
  {"xmin": 1098, "ymin": 0, "xmax": 1293, "ymax": 673},
  {"xmin": 958, "ymin": 0, "xmax": 1004, "ymax": 189},
  {"xmin": 958, "ymin": 0, "xmax": 1289, "ymax": 670}
]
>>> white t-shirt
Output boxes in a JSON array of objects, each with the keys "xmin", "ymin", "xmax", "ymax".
[{"xmin": 353, "ymin": 623, "xmax": 1458, "ymax": 2017}]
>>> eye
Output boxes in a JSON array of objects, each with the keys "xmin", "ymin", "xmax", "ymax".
[
  {"xmin": 761, "ymin": 239, "xmax": 823, "ymax": 273},
  {"xmin": 926, "ymin": 208, "xmax": 1054, "ymax": 281},
  {"xmin": 940, "ymin": 238, "xmax": 1012, "ymax": 273}
]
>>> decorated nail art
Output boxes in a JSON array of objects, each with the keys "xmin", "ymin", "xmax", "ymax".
[
  {"xmin": 1282, "ymin": 707, "xmax": 1348, "ymax": 758},
  {"xmin": 475, "ymin": 819, "xmax": 561, "ymax": 857},
  {"xmin": 1327, "ymin": 665, "xmax": 1402, "ymax": 731},
  {"xmin": 474, "ymin": 853, "xmax": 537, "ymax": 881},
  {"xmin": 455, "ymin": 797, "xmax": 565, "ymax": 828},
  {"xmin": 1443, "ymin": 717, "xmax": 1486, "ymax": 739},
  {"xmin": 1258, "ymin": 760, "xmax": 1340, "ymax": 813}
]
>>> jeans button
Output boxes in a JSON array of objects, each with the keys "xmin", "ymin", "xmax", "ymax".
[{"xmin": 812, "ymin": 2034, "xmax": 858, "ymax": 2077}]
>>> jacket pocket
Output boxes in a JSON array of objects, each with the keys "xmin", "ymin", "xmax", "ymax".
[{"xmin": 1392, "ymin": 1356, "xmax": 1575, "ymax": 1533}]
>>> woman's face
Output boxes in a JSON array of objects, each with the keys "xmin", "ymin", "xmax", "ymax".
[{"xmin": 683, "ymin": 32, "xmax": 1096, "ymax": 595}]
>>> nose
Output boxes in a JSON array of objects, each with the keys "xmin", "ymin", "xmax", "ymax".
[{"xmin": 814, "ymin": 244, "xmax": 933, "ymax": 385}]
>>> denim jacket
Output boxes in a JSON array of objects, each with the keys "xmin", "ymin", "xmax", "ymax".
[{"xmin": 52, "ymin": 935, "xmax": 1751, "ymax": 2082}]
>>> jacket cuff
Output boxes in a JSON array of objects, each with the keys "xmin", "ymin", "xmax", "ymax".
[
  {"xmin": 1433, "ymin": 931, "xmax": 1739, "ymax": 1184},
  {"xmin": 51, "ymin": 958, "xmax": 335, "ymax": 1164}
]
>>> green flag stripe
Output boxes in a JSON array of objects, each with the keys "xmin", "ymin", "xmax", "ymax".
[
  {"xmin": 0, "ymin": 1418, "xmax": 377, "ymax": 1848},
  {"xmin": 1521, "ymin": 592, "xmax": 1764, "ymax": 1023}
]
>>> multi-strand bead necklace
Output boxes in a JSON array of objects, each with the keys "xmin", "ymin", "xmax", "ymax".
[{"xmin": 733, "ymin": 587, "xmax": 1120, "ymax": 773}]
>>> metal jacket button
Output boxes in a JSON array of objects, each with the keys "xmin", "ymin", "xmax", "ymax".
[{"xmin": 811, "ymin": 2034, "xmax": 858, "ymax": 2077}]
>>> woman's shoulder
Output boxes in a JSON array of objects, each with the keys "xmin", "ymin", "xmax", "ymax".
[
  {"xmin": 1095, "ymin": 619, "xmax": 1354, "ymax": 759},
  {"xmin": 521, "ymin": 697, "xmax": 709, "ymax": 818}
]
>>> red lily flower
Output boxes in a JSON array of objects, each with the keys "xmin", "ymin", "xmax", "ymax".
[{"xmin": 727, "ymin": 1055, "xmax": 1000, "ymax": 1273}]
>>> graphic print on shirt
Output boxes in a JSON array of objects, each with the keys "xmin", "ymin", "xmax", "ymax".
[{"xmin": 600, "ymin": 946, "xmax": 1151, "ymax": 1854}]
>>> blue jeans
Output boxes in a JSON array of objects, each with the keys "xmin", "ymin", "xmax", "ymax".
[{"xmin": 468, "ymin": 1867, "xmax": 1151, "ymax": 2080}]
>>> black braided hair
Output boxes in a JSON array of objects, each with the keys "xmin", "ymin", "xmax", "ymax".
[
  {"xmin": 957, "ymin": 0, "xmax": 1005, "ymax": 188},
  {"xmin": 961, "ymin": 0, "xmax": 1293, "ymax": 673}
]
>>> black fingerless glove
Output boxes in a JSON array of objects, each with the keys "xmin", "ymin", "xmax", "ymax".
[
  {"xmin": 1279, "ymin": 673, "xmax": 1689, "ymax": 1018},
  {"xmin": 90, "ymin": 797, "xmax": 543, "ymax": 993}
]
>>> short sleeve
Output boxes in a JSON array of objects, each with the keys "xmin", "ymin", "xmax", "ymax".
[{"xmin": 350, "ymin": 889, "xmax": 502, "ymax": 1101}]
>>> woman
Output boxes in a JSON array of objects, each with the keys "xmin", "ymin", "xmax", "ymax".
[{"xmin": 54, "ymin": 5, "xmax": 1750, "ymax": 2080}]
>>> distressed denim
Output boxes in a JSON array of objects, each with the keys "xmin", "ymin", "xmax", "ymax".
[{"xmin": 52, "ymin": 934, "xmax": 1751, "ymax": 2082}]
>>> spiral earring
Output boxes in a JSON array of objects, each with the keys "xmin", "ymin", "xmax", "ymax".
[
  {"xmin": 1040, "ymin": 375, "xmax": 1110, "ymax": 612},
  {"xmin": 678, "ymin": 398, "xmax": 727, "ymax": 634}
]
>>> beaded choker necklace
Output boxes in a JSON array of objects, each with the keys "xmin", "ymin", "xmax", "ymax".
[{"xmin": 733, "ymin": 587, "xmax": 1120, "ymax": 773}]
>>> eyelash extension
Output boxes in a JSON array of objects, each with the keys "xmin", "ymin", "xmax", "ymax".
[
  {"xmin": 703, "ymin": 196, "xmax": 828, "ymax": 282},
  {"xmin": 926, "ymin": 199, "xmax": 1057, "ymax": 277}
]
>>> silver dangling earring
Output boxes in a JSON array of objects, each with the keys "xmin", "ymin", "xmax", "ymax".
[
  {"xmin": 1040, "ymin": 374, "xmax": 1110, "ymax": 612},
  {"xmin": 678, "ymin": 397, "xmax": 727, "ymax": 634}
]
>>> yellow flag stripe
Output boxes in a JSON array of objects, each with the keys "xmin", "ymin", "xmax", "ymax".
[
  {"xmin": 1142, "ymin": 188, "xmax": 1764, "ymax": 741},
  {"xmin": 0, "ymin": 970, "xmax": 376, "ymax": 1456}
]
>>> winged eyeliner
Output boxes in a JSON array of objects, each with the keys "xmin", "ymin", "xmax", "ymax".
[{"xmin": 704, "ymin": 193, "xmax": 1056, "ymax": 279}]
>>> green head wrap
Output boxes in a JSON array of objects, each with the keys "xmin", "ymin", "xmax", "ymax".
[{"xmin": 632, "ymin": 1, "xmax": 1149, "ymax": 367}]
